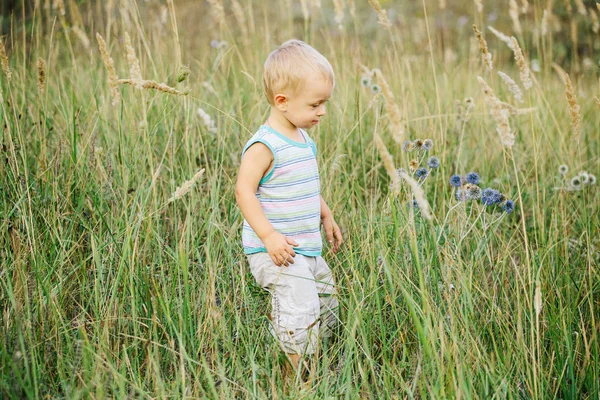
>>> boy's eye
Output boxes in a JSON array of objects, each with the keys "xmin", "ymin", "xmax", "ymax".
[{"xmin": 311, "ymin": 104, "xmax": 319, "ymax": 108}]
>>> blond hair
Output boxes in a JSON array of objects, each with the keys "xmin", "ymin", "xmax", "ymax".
[{"xmin": 262, "ymin": 39, "xmax": 334, "ymax": 105}]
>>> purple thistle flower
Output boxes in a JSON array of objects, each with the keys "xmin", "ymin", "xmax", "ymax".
[
  {"xmin": 466, "ymin": 172, "xmax": 480, "ymax": 185},
  {"xmin": 450, "ymin": 174, "xmax": 462, "ymax": 187},
  {"xmin": 501, "ymin": 199, "xmax": 515, "ymax": 213},
  {"xmin": 416, "ymin": 167, "xmax": 429, "ymax": 179}
]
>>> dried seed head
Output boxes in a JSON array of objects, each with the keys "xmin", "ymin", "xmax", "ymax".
[
  {"xmin": 333, "ymin": 0, "xmax": 344, "ymax": 30},
  {"xmin": 511, "ymin": 37, "xmax": 532, "ymax": 90},
  {"xmin": 498, "ymin": 71, "xmax": 524, "ymax": 103},
  {"xmin": 590, "ymin": 8, "xmax": 599, "ymax": 33},
  {"xmin": 231, "ymin": 0, "xmax": 249, "ymax": 38},
  {"xmin": 168, "ymin": 169, "xmax": 205, "ymax": 202},
  {"xmin": 398, "ymin": 169, "xmax": 433, "ymax": 221},
  {"xmin": 574, "ymin": 0, "xmax": 587, "ymax": 15},
  {"xmin": 0, "ymin": 38, "xmax": 11, "ymax": 82},
  {"xmin": 564, "ymin": 74, "xmax": 581, "ymax": 141},
  {"xmin": 488, "ymin": 26, "xmax": 514, "ymax": 50},
  {"xmin": 207, "ymin": 0, "xmax": 225, "ymax": 27},
  {"xmin": 478, "ymin": 76, "xmax": 515, "ymax": 147},
  {"xmin": 124, "ymin": 32, "xmax": 143, "ymax": 89},
  {"xmin": 367, "ymin": 0, "xmax": 392, "ymax": 28},
  {"xmin": 37, "ymin": 58, "xmax": 46, "ymax": 94},
  {"xmin": 373, "ymin": 68, "xmax": 405, "ymax": 144},
  {"xmin": 509, "ymin": 0, "xmax": 522, "ymax": 35},
  {"xmin": 473, "ymin": 25, "xmax": 493, "ymax": 71},
  {"xmin": 118, "ymin": 79, "xmax": 188, "ymax": 96},
  {"xmin": 474, "ymin": 0, "xmax": 483, "ymax": 13},
  {"xmin": 95, "ymin": 33, "xmax": 121, "ymax": 106},
  {"xmin": 53, "ymin": 0, "xmax": 66, "ymax": 15},
  {"xmin": 595, "ymin": 96, "xmax": 600, "ymax": 110},
  {"xmin": 374, "ymin": 133, "xmax": 401, "ymax": 196}
]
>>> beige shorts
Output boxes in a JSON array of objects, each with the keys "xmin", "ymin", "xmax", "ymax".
[{"xmin": 247, "ymin": 252, "xmax": 339, "ymax": 355}]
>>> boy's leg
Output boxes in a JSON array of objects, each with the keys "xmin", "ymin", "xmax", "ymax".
[
  {"xmin": 311, "ymin": 256, "xmax": 339, "ymax": 340},
  {"xmin": 247, "ymin": 253, "xmax": 321, "ymax": 363}
]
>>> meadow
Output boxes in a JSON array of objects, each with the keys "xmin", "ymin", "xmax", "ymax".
[{"xmin": 1, "ymin": 0, "xmax": 599, "ymax": 398}]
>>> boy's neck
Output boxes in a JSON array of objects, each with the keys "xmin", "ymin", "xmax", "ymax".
[{"xmin": 265, "ymin": 109, "xmax": 303, "ymax": 141}]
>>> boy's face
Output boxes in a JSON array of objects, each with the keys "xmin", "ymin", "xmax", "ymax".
[{"xmin": 276, "ymin": 72, "xmax": 334, "ymax": 130}]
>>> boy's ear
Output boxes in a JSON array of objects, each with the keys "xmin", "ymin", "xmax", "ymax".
[{"xmin": 273, "ymin": 93, "xmax": 288, "ymax": 112}]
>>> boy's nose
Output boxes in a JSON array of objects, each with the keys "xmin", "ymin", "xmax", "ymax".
[{"xmin": 317, "ymin": 104, "xmax": 326, "ymax": 116}]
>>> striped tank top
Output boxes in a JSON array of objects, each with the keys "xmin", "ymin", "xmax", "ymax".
[{"xmin": 242, "ymin": 125, "xmax": 322, "ymax": 256}]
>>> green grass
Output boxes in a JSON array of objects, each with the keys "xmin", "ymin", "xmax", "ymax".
[{"xmin": 1, "ymin": 0, "xmax": 599, "ymax": 398}]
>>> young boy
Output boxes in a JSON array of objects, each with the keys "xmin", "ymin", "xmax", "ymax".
[{"xmin": 235, "ymin": 39, "xmax": 342, "ymax": 373}]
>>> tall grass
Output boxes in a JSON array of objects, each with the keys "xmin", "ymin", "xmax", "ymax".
[{"xmin": 1, "ymin": 0, "xmax": 599, "ymax": 398}]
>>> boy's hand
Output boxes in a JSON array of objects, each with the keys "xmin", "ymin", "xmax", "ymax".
[
  {"xmin": 263, "ymin": 231, "xmax": 298, "ymax": 267},
  {"xmin": 321, "ymin": 215, "xmax": 343, "ymax": 253}
]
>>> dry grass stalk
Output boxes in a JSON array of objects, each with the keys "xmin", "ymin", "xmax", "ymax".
[
  {"xmin": 574, "ymin": 0, "xmax": 587, "ymax": 15},
  {"xmin": 169, "ymin": 168, "xmax": 205, "ymax": 202},
  {"xmin": 333, "ymin": 0, "xmax": 344, "ymax": 30},
  {"xmin": 511, "ymin": 37, "xmax": 532, "ymax": 90},
  {"xmin": 124, "ymin": 32, "xmax": 143, "ymax": 89},
  {"xmin": 564, "ymin": 0, "xmax": 573, "ymax": 13},
  {"xmin": 373, "ymin": 68, "xmax": 404, "ymax": 144},
  {"xmin": 534, "ymin": 280, "xmax": 543, "ymax": 316},
  {"xmin": 0, "ymin": 39, "xmax": 11, "ymax": 82},
  {"xmin": 96, "ymin": 33, "xmax": 121, "ymax": 106},
  {"xmin": 473, "ymin": 25, "xmax": 493, "ymax": 71},
  {"xmin": 37, "ymin": 58, "xmax": 46, "ymax": 94},
  {"xmin": 498, "ymin": 71, "xmax": 524, "ymax": 103},
  {"xmin": 488, "ymin": 26, "xmax": 514, "ymax": 50},
  {"xmin": 71, "ymin": 26, "xmax": 90, "ymax": 49},
  {"xmin": 477, "ymin": 76, "xmax": 515, "ymax": 147},
  {"xmin": 474, "ymin": 0, "xmax": 483, "ymax": 13},
  {"xmin": 367, "ymin": 0, "xmax": 392, "ymax": 28},
  {"xmin": 597, "ymin": 2, "xmax": 600, "ymax": 12},
  {"xmin": 590, "ymin": 8, "xmax": 599, "ymax": 33},
  {"xmin": 509, "ymin": 0, "xmax": 522, "ymax": 35},
  {"xmin": 231, "ymin": 0, "xmax": 249, "ymax": 38},
  {"xmin": 564, "ymin": 74, "xmax": 581, "ymax": 141},
  {"xmin": 207, "ymin": 0, "xmax": 225, "ymax": 28},
  {"xmin": 541, "ymin": 10, "xmax": 550, "ymax": 36},
  {"xmin": 551, "ymin": 62, "xmax": 567, "ymax": 84},
  {"xmin": 398, "ymin": 169, "xmax": 432, "ymax": 221},
  {"xmin": 118, "ymin": 79, "xmax": 188, "ymax": 96},
  {"xmin": 374, "ymin": 133, "xmax": 400, "ymax": 196},
  {"xmin": 53, "ymin": 0, "xmax": 66, "ymax": 15}
]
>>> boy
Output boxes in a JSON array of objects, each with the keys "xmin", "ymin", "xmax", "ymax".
[{"xmin": 235, "ymin": 39, "xmax": 342, "ymax": 374}]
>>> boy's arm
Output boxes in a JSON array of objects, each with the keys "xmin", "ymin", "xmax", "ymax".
[
  {"xmin": 320, "ymin": 196, "xmax": 343, "ymax": 253},
  {"xmin": 235, "ymin": 143, "xmax": 299, "ymax": 267}
]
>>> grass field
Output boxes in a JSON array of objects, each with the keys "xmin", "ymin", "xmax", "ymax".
[{"xmin": 1, "ymin": 0, "xmax": 599, "ymax": 398}]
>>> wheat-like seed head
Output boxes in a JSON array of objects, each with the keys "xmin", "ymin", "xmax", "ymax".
[
  {"xmin": 590, "ymin": 8, "xmax": 599, "ymax": 33},
  {"xmin": 373, "ymin": 68, "xmax": 404, "ymax": 144},
  {"xmin": 333, "ymin": 0, "xmax": 344, "ymax": 30},
  {"xmin": 488, "ymin": 26, "xmax": 514, "ymax": 50},
  {"xmin": 473, "ymin": 25, "xmax": 493, "ymax": 71},
  {"xmin": 439, "ymin": 0, "xmax": 446, "ymax": 10},
  {"xmin": 118, "ymin": 79, "xmax": 188, "ymax": 96},
  {"xmin": 564, "ymin": 74, "xmax": 581, "ymax": 141},
  {"xmin": 367, "ymin": 0, "xmax": 392, "ymax": 28},
  {"xmin": 595, "ymin": 96, "xmax": 600, "ymax": 110},
  {"xmin": 511, "ymin": 37, "xmax": 532, "ymax": 90},
  {"xmin": 169, "ymin": 169, "xmax": 205, "ymax": 202},
  {"xmin": 574, "ymin": 0, "xmax": 587, "ymax": 15},
  {"xmin": 541, "ymin": 9, "xmax": 550, "ymax": 36},
  {"xmin": 95, "ymin": 33, "xmax": 121, "ymax": 106},
  {"xmin": 37, "ymin": 58, "xmax": 46, "ymax": 95},
  {"xmin": 53, "ymin": 0, "xmax": 66, "ymax": 16},
  {"xmin": 123, "ymin": 32, "xmax": 143, "ymax": 89},
  {"xmin": 478, "ymin": 76, "xmax": 515, "ymax": 147},
  {"xmin": 474, "ymin": 0, "xmax": 483, "ymax": 13},
  {"xmin": 207, "ymin": 0, "xmax": 225, "ymax": 27},
  {"xmin": 509, "ymin": 0, "xmax": 522, "ymax": 35},
  {"xmin": 564, "ymin": 0, "xmax": 573, "ymax": 13},
  {"xmin": 520, "ymin": 0, "xmax": 529, "ymax": 13},
  {"xmin": 0, "ymin": 39, "xmax": 11, "ymax": 82},
  {"xmin": 534, "ymin": 280, "xmax": 543, "ymax": 316},
  {"xmin": 373, "ymin": 133, "xmax": 400, "ymax": 196},
  {"xmin": 398, "ymin": 169, "xmax": 433, "ymax": 221},
  {"xmin": 498, "ymin": 71, "xmax": 524, "ymax": 103},
  {"xmin": 231, "ymin": 0, "xmax": 249, "ymax": 38}
]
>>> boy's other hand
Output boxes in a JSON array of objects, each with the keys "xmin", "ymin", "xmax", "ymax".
[
  {"xmin": 263, "ymin": 231, "xmax": 298, "ymax": 267},
  {"xmin": 321, "ymin": 216, "xmax": 343, "ymax": 253}
]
